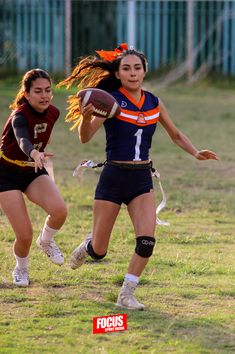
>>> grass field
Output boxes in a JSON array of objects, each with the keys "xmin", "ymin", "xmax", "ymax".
[{"xmin": 0, "ymin": 77, "xmax": 234, "ymax": 353}]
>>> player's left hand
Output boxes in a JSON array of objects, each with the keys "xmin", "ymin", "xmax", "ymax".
[
  {"xmin": 195, "ymin": 150, "xmax": 219, "ymax": 160},
  {"xmin": 32, "ymin": 151, "xmax": 54, "ymax": 172}
]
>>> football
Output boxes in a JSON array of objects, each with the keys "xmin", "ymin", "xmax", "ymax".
[{"xmin": 77, "ymin": 88, "xmax": 121, "ymax": 118}]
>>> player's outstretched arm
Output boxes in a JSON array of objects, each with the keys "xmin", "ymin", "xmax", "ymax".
[{"xmin": 158, "ymin": 99, "xmax": 219, "ymax": 161}]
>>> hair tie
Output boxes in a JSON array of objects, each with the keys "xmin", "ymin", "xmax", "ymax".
[{"xmin": 96, "ymin": 43, "xmax": 128, "ymax": 62}]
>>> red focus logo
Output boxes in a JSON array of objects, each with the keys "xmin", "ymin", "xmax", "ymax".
[{"xmin": 93, "ymin": 314, "xmax": 128, "ymax": 334}]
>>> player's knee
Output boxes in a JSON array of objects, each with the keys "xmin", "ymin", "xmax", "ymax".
[
  {"xmin": 16, "ymin": 230, "xmax": 33, "ymax": 248},
  {"xmin": 49, "ymin": 204, "xmax": 67, "ymax": 228},
  {"xmin": 135, "ymin": 236, "xmax": 156, "ymax": 258},
  {"xmin": 87, "ymin": 241, "xmax": 106, "ymax": 260},
  {"xmin": 54, "ymin": 202, "xmax": 67, "ymax": 223}
]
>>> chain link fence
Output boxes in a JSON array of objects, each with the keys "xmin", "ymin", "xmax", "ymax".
[{"xmin": 0, "ymin": 0, "xmax": 235, "ymax": 79}]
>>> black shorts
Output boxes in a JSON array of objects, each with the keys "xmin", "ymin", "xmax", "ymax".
[
  {"xmin": 95, "ymin": 162, "xmax": 153, "ymax": 205},
  {"xmin": 0, "ymin": 164, "xmax": 48, "ymax": 192}
]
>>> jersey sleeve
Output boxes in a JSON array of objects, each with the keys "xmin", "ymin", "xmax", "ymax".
[{"xmin": 12, "ymin": 113, "xmax": 34, "ymax": 157}]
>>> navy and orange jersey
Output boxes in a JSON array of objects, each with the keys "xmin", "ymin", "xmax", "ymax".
[
  {"xmin": 0, "ymin": 102, "xmax": 59, "ymax": 163},
  {"xmin": 104, "ymin": 87, "xmax": 160, "ymax": 161}
]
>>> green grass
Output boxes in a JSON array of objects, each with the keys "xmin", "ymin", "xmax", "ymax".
[{"xmin": 0, "ymin": 78, "xmax": 235, "ymax": 353}]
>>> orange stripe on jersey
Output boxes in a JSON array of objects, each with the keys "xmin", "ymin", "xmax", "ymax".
[
  {"xmin": 116, "ymin": 111, "xmax": 160, "ymax": 126},
  {"xmin": 119, "ymin": 87, "xmax": 145, "ymax": 109},
  {"xmin": 121, "ymin": 106, "xmax": 160, "ymax": 118},
  {"xmin": 116, "ymin": 105, "xmax": 160, "ymax": 126},
  {"xmin": 144, "ymin": 106, "xmax": 160, "ymax": 117}
]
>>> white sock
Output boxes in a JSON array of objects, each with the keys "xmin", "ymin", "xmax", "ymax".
[
  {"xmin": 41, "ymin": 222, "xmax": 58, "ymax": 243},
  {"xmin": 124, "ymin": 273, "xmax": 139, "ymax": 284},
  {"xmin": 15, "ymin": 254, "xmax": 29, "ymax": 270}
]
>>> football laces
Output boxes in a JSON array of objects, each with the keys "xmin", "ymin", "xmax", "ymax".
[{"xmin": 94, "ymin": 108, "xmax": 107, "ymax": 116}]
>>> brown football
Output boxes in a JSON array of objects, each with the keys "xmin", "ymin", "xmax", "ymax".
[{"xmin": 77, "ymin": 88, "xmax": 121, "ymax": 118}]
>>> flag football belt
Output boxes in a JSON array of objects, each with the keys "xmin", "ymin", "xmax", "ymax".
[
  {"xmin": 105, "ymin": 160, "xmax": 152, "ymax": 170},
  {"xmin": 0, "ymin": 150, "xmax": 35, "ymax": 167},
  {"xmin": 73, "ymin": 159, "xmax": 170, "ymax": 226}
]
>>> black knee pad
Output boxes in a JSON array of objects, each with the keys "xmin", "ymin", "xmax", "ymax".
[
  {"xmin": 135, "ymin": 236, "xmax": 156, "ymax": 258},
  {"xmin": 87, "ymin": 241, "xmax": 106, "ymax": 260}
]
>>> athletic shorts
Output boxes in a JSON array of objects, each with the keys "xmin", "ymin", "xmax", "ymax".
[
  {"xmin": 95, "ymin": 162, "xmax": 153, "ymax": 205},
  {"xmin": 0, "ymin": 164, "xmax": 48, "ymax": 192}
]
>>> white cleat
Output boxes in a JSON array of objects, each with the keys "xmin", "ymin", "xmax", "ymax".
[
  {"xmin": 116, "ymin": 280, "xmax": 145, "ymax": 310},
  {"xmin": 36, "ymin": 233, "xmax": 64, "ymax": 266},
  {"xmin": 70, "ymin": 233, "xmax": 92, "ymax": 269},
  {"xmin": 12, "ymin": 267, "xmax": 29, "ymax": 287}
]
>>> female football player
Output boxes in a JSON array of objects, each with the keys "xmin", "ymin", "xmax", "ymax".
[
  {"xmin": 0, "ymin": 69, "xmax": 67, "ymax": 287},
  {"xmin": 59, "ymin": 44, "xmax": 218, "ymax": 310}
]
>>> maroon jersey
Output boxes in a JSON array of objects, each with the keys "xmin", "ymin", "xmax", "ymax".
[{"xmin": 0, "ymin": 103, "xmax": 59, "ymax": 163}]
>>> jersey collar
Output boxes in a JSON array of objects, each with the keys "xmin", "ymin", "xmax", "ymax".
[{"xmin": 119, "ymin": 87, "xmax": 145, "ymax": 110}]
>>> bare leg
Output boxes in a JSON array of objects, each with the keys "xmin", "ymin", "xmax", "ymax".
[
  {"xmin": 25, "ymin": 175, "xmax": 67, "ymax": 229},
  {"xmin": 116, "ymin": 191, "xmax": 156, "ymax": 310},
  {"xmin": 127, "ymin": 190, "xmax": 156, "ymax": 276},
  {"xmin": 0, "ymin": 190, "xmax": 32, "ymax": 286},
  {"xmin": 0, "ymin": 190, "xmax": 33, "ymax": 257},
  {"xmin": 25, "ymin": 175, "xmax": 67, "ymax": 265},
  {"xmin": 92, "ymin": 200, "xmax": 121, "ymax": 254},
  {"xmin": 70, "ymin": 200, "xmax": 121, "ymax": 269}
]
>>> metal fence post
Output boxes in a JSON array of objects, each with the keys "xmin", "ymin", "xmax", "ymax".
[
  {"xmin": 128, "ymin": 0, "xmax": 135, "ymax": 48},
  {"xmin": 65, "ymin": 0, "xmax": 72, "ymax": 76},
  {"xmin": 187, "ymin": 0, "xmax": 194, "ymax": 81}
]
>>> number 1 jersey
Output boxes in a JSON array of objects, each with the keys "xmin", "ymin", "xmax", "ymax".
[{"xmin": 104, "ymin": 87, "xmax": 160, "ymax": 161}]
